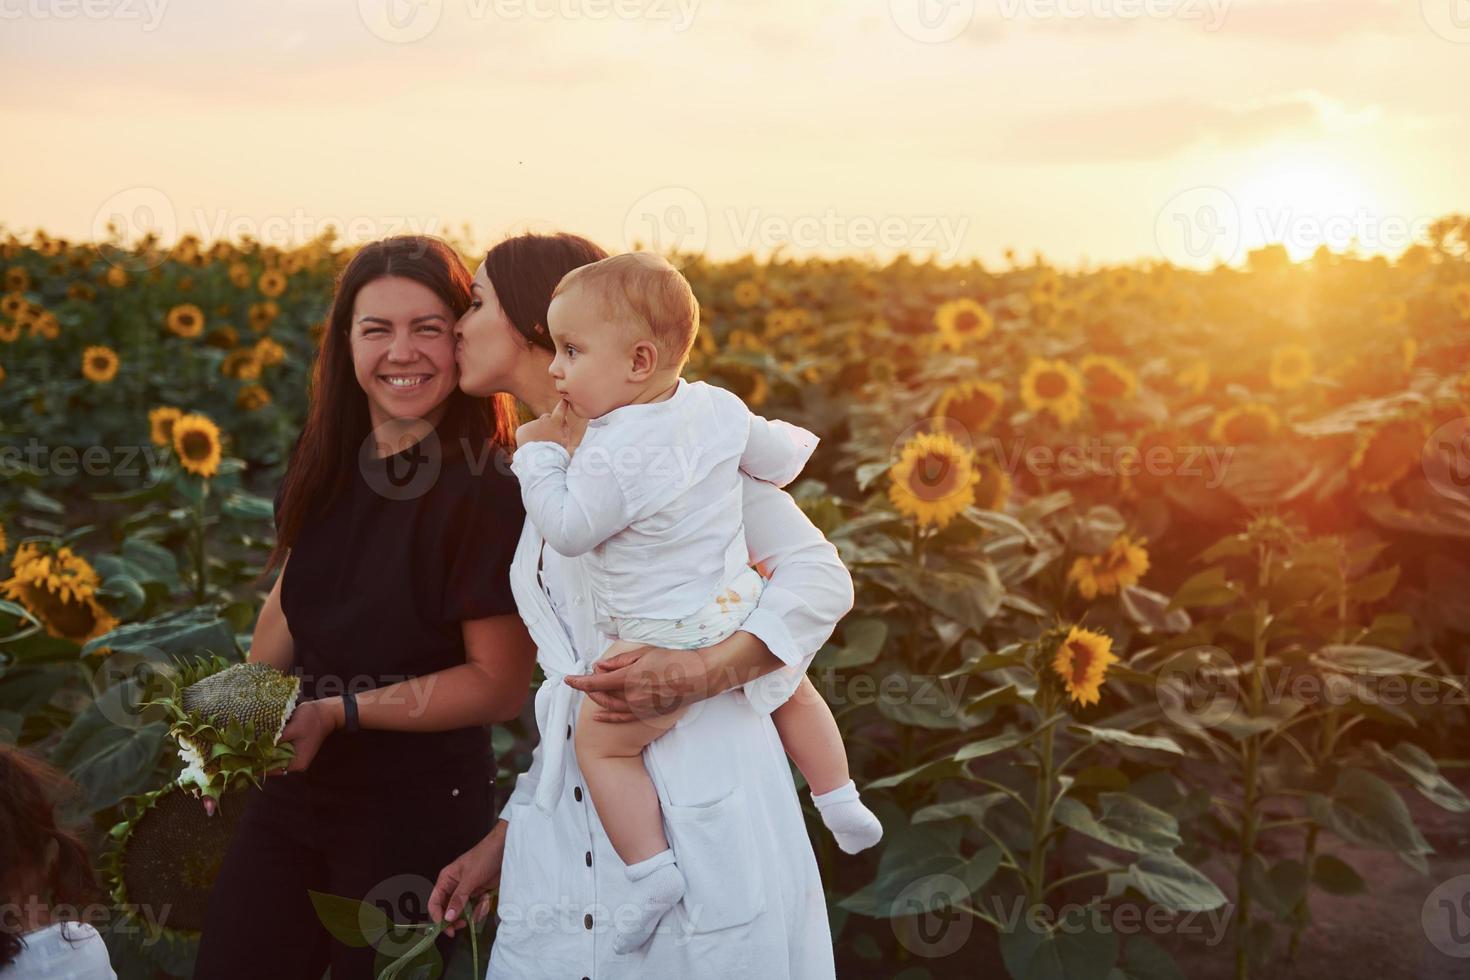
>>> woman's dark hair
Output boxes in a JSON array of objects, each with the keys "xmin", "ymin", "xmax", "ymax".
[
  {"xmin": 0, "ymin": 745, "xmax": 102, "ymax": 968},
  {"xmin": 482, "ymin": 232, "xmax": 609, "ymax": 352},
  {"xmin": 266, "ymin": 235, "xmax": 519, "ymax": 573}
]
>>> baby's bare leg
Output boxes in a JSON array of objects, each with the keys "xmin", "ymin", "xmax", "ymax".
[
  {"xmin": 574, "ymin": 641, "xmax": 689, "ymax": 865},
  {"xmin": 772, "ymin": 674, "xmax": 884, "ymax": 854},
  {"xmin": 771, "ymin": 674, "xmax": 850, "ymax": 795}
]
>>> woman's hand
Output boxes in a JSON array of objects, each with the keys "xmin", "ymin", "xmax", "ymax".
[
  {"xmin": 276, "ymin": 697, "xmax": 342, "ymax": 773},
  {"xmin": 429, "ymin": 820, "xmax": 507, "ymax": 937},
  {"xmin": 564, "ymin": 644, "xmax": 711, "ymax": 723}
]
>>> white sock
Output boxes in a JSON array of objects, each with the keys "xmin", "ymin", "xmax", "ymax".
[
  {"xmin": 614, "ymin": 849, "xmax": 686, "ymax": 955},
  {"xmin": 812, "ymin": 779, "xmax": 883, "ymax": 855}
]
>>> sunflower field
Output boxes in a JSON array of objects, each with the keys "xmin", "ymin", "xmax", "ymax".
[{"xmin": 3, "ymin": 221, "xmax": 1470, "ymax": 979}]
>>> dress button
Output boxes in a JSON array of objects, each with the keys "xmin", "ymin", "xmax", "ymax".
[
  {"xmin": 584, "ymin": 913, "xmax": 593, "ymax": 930},
  {"xmin": 451, "ymin": 787, "xmax": 460, "ymax": 797},
  {"xmin": 574, "ymin": 786, "xmax": 583, "ymax": 802},
  {"xmin": 585, "ymin": 851, "xmax": 592, "ymax": 867}
]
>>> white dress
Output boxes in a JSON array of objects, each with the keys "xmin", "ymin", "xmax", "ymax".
[
  {"xmin": 0, "ymin": 923, "xmax": 116, "ymax": 979},
  {"xmin": 487, "ymin": 476, "xmax": 850, "ymax": 979}
]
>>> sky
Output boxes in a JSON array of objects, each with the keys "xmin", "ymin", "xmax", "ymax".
[{"xmin": 1, "ymin": 0, "xmax": 1467, "ymax": 269}]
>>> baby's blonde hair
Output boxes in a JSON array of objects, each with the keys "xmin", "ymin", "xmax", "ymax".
[{"xmin": 552, "ymin": 252, "xmax": 699, "ymax": 368}]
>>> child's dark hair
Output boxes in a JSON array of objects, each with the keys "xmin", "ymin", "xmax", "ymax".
[{"xmin": 0, "ymin": 744, "xmax": 102, "ymax": 967}]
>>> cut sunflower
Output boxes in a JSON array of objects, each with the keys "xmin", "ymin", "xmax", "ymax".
[
  {"xmin": 148, "ymin": 656, "xmax": 300, "ymax": 806},
  {"xmin": 888, "ymin": 431, "xmax": 980, "ymax": 530},
  {"xmin": 1051, "ymin": 625, "xmax": 1119, "ymax": 708}
]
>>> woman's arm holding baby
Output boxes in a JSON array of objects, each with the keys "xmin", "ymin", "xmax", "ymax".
[{"xmin": 567, "ymin": 476, "xmax": 854, "ymax": 721}]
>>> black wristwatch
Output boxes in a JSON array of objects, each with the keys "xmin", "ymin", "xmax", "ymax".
[{"xmin": 341, "ymin": 691, "xmax": 360, "ymax": 734}]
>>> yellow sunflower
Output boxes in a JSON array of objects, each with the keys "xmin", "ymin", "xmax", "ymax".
[
  {"xmin": 3, "ymin": 267, "xmax": 29, "ymax": 291},
  {"xmin": 258, "ymin": 269, "xmax": 288, "ymax": 298},
  {"xmin": 1079, "ymin": 354, "xmax": 1137, "ymax": 403},
  {"xmin": 67, "ymin": 281, "xmax": 96, "ymax": 302},
  {"xmin": 2, "ymin": 543, "xmax": 118, "ymax": 643},
  {"xmin": 1350, "ymin": 416, "xmax": 1428, "ymax": 493},
  {"xmin": 933, "ymin": 298, "xmax": 995, "ymax": 351},
  {"xmin": 148, "ymin": 406, "xmax": 183, "ymax": 448},
  {"xmin": 1067, "ymin": 533, "xmax": 1150, "ymax": 600},
  {"xmin": 205, "ymin": 326, "xmax": 239, "ymax": 350},
  {"xmin": 1, "ymin": 291, "xmax": 26, "ymax": 318},
  {"xmin": 248, "ymin": 300, "xmax": 279, "ymax": 333},
  {"xmin": 0, "ymin": 319, "xmax": 19, "ymax": 343},
  {"xmin": 29, "ymin": 311, "xmax": 59, "ymax": 340},
  {"xmin": 1210, "ymin": 403, "xmax": 1279, "ymax": 445},
  {"xmin": 934, "ymin": 380, "xmax": 1006, "ymax": 436},
  {"xmin": 165, "ymin": 303, "xmax": 205, "ymax": 338},
  {"xmin": 733, "ymin": 279, "xmax": 761, "ymax": 308},
  {"xmin": 888, "ymin": 431, "xmax": 980, "ymax": 530},
  {"xmin": 221, "ymin": 350, "xmax": 263, "ymax": 381},
  {"xmin": 81, "ymin": 346, "xmax": 120, "ymax": 383},
  {"xmin": 1052, "ymin": 625, "xmax": 1119, "ymax": 708},
  {"xmin": 1020, "ymin": 357, "xmax": 1084, "ymax": 424},
  {"xmin": 1105, "ymin": 267, "xmax": 1136, "ymax": 298},
  {"xmin": 228, "ymin": 261, "xmax": 253, "ymax": 288},
  {"xmin": 1268, "ymin": 344, "xmax": 1314, "ymax": 391},
  {"xmin": 172, "ymin": 413, "xmax": 223, "ymax": 479},
  {"xmin": 237, "ymin": 384, "xmax": 272, "ymax": 411},
  {"xmin": 104, "ymin": 266, "xmax": 128, "ymax": 288},
  {"xmin": 254, "ymin": 336, "xmax": 286, "ymax": 367}
]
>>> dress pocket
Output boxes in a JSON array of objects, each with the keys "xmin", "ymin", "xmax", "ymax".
[{"xmin": 661, "ymin": 783, "xmax": 766, "ymax": 934}]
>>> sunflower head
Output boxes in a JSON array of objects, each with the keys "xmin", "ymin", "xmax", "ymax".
[
  {"xmin": 1050, "ymin": 625, "xmax": 1119, "ymax": 708},
  {"xmin": 149, "ymin": 406, "xmax": 183, "ymax": 447},
  {"xmin": 1268, "ymin": 344, "xmax": 1314, "ymax": 391},
  {"xmin": 1079, "ymin": 354, "xmax": 1137, "ymax": 403},
  {"xmin": 172, "ymin": 413, "xmax": 224, "ymax": 479},
  {"xmin": 248, "ymin": 300, "xmax": 279, "ymax": 332},
  {"xmin": 1067, "ymin": 533, "xmax": 1150, "ymax": 600},
  {"xmin": 733, "ymin": 279, "xmax": 761, "ymax": 308},
  {"xmin": 935, "ymin": 380, "xmax": 1006, "ymax": 437},
  {"xmin": 888, "ymin": 431, "xmax": 980, "ymax": 530},
  {"xmin": 1350, "ymin": 416, "xmax": 1428, "ymax": 493},
  {"xmin": 933, "ymin": 298, "xmax": 995, "ymax": 351},
  {"xmin": 257, "ymin": 269, "xmax": 288, "ymax": 298},
  {"xmin": 165, "ymin": 303, "xmax": 205, "ymax": 338},
  {"xmin": 236, "ymin": 384, "xmax": 272, "ymax": 411},
  {"xmin": 1020, "ymin": 357, "xmax": 1084, "ymax": 425},
  {"xmin": 228, "ymin": 261, "xmax": 252, "ymax": 288},
  {"xmin": 2, "ymin": 542, "xmax": 117, "ymax": 643},
  {"xmin": 1210, "ymin": 403, "xmax": 1279, "ymax": 445},
  {"xmin": 104, "ymin": 265, "xmax": 129, "ymax": 288},
  {"xmin": 82, "ymin": 345, "xmax": 120, "ymax": 383},
  {"xmin": 254, "ymin": 336, "xmax": 286, "ymax": 366}
]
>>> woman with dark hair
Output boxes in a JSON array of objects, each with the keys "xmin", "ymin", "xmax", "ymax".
[
  {"xmin": 192, "ymin": 235, "xmax": 538, "ymax": 979},
  {"xmin": 0, "ymin": 744, "xmax": 116, "ymax": 979},
  {"xmin": 430, "ymin": 232, "xmax": 850, "ymax": 978}
]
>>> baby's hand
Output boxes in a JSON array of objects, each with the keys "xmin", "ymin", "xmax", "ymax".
[
  {"xmin": 551, "ymin": 399, "xmax": 589, "ymax": 454},
  {"xmin": 515, "ymin": 413, "xmax": 560, "ymax": 448}
]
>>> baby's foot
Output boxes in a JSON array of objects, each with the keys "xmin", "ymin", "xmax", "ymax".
[
  {"xmin": 614, "ymin": 850, "xmax": 686, "ymax": 954},
  {"xmin": 813, "ymin": 779, "xmax": 884, "ymax": 854}
]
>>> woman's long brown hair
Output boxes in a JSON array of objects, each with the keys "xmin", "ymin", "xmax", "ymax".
[
  {"xmin": 0, "ymin": 745, "xmax": 101, "ymax": 967},
  {"xmin": 265, "ymin": 236, "xmax": 518, "ymax": 574}
]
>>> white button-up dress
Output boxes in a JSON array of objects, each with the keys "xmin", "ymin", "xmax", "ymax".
[{"xmin": 487, "ymin": 476, "xmax": 851, "ymax": 980}]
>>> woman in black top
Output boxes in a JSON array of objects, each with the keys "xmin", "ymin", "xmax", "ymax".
[{"xmin": 192, "ymin": 237, "xmax": 537, "ymax": 980}]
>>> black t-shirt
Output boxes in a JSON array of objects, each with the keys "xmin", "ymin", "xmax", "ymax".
[{"xmin": 274, "ymin": 429, "xmax": 524, "ymax": 788}]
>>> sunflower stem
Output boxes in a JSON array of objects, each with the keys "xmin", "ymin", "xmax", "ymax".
[{"xmin": 193, "ymin": 479, "xmax": 209, "ymax": 605}]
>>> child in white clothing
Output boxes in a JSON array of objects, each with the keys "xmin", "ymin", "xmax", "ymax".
[{"xmin": 510, "ymin": 252, "xmax": 881, "ymax": 954}]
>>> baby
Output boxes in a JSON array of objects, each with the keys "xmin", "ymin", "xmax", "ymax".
[{"xmin": 510, "ymin": 252, "xmax": 882, "ymax": 954}]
